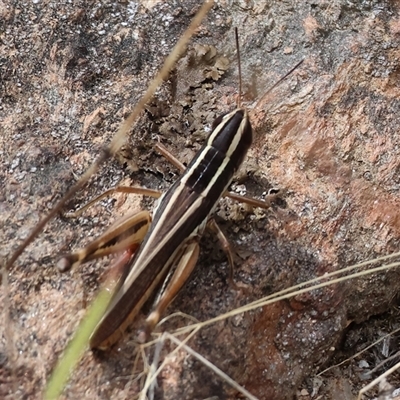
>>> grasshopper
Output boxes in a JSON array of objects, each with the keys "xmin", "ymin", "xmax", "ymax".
[{"xmin": 58, "ymin": 107, "xmax": 256, "ymax": 350}]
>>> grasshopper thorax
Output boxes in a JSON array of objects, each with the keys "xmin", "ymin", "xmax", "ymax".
[{"xmin": 208, "ymin": 108, "xmax": 252, "ymax": 171}]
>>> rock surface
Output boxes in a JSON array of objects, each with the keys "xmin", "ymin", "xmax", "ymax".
[{"xmin": 2, "ymin": 1, "xmax": 400, "ymax": 399}]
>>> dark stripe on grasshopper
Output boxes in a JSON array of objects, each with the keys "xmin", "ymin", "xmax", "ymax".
[{"xmin": 90, "ymin": 108, "xmax": 252, "ymax": 349}]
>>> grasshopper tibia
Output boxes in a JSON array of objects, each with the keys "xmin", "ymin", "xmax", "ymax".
[{"xmin": 137, "ymin": 240, "xmax": 200, "ymax": 343}]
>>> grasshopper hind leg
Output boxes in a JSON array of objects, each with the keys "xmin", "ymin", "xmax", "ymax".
[
  {"xmin": 138, "ymin": 240, "xmax": 200, "ymax": 343},
  {"xmin": 57, "ymin": 185, "xmax": 162, "ymax": 271},
  {"xmin": 57, "ymin": 210, "xmax": 152, "ymax": 272}
]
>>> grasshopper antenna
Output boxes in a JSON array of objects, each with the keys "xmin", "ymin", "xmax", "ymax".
[
  {"xmin": 235, "ymin": 27, "xmax": 242, "ymax": 108},
  {"xmin": 257, "ymin": 58, "xmax": 304, "ymax": 107},
  {"xmin": 235, "ymin": 27, "xmax": 303, "ymax": 108}
]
